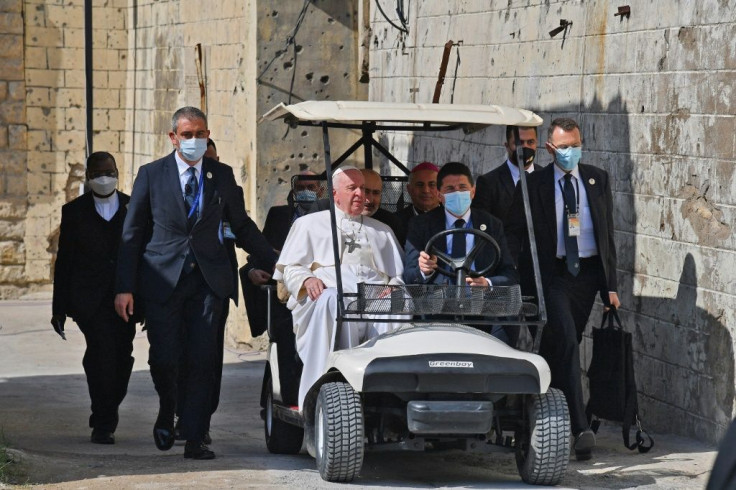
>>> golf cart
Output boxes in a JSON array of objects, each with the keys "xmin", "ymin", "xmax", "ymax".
[{"xmin": 258, "ymin": 101, "xmax": 569, "ymax": 485}]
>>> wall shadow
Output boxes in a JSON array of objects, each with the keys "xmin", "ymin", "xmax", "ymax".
[{"xmin": 376, "ymin": 90, "xmax": 733, "ymax": 444}]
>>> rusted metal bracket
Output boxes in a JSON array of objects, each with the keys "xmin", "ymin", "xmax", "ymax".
[
  {"xmin": 433, "ymin": 40, "xmax": 462, "ymax": 103},
  {"xmin": 615, "ymin": 5, "xmax": 631, "ymax": 20}
]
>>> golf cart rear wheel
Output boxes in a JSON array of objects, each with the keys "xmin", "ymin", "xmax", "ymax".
[
  {"xmin": 264, "ymin": 374, "xmax": 304, "ymax": 454},
  {"xmin": 315, "ymin": 382, "xmax": 364, "ymax": 482},
  {"xmin": 515, "ymin": 388, "xmax": 570, "ymax": 485}
]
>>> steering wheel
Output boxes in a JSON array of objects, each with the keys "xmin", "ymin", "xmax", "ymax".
[{"xmin": 424, "ymin": 228, "xmax": 501, "ymax": 286}]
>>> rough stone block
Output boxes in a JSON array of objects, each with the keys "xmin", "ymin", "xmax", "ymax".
[
  {"xmin": 45, "ymin": 4, "xmax": 85, "ymax": 29},
  {"xmin": 0, "ymin": 126, "xmax": 7, "ymax": 148},
  {"xmin": 0, "ymin": 12, "xmax": 22, "ymax": 34},
  {"xmin": 62, "ymin": 27, "xmax": 84, "ymax": 49},
  {"xmin": 8, "ymin": 80, "xmax": 23, "ymax": 99},
  {"xmin": 93, "ymin": 88, "xmax": 120, "ymax": 109},
  {"xmin": 64, "ymin": 70, "xmax": 85, "ymax": 88},
  {"xmin": 0, "ymin": 56, "xmax": 23, "ymax": 80},
  {"xmin": 47, "ymin": 47, "xmax": 85, "ymax": 70},
  {"xmin": 0, "ymin": 199, "xmax": 26, "ymax": 218},
  {"xmin": 24, "ymin": 259, "xmax": 50, "ymax": 282},
  {"xmin": 27, "ymin": 130, "xmax": 51, "ymax": 152},
  {"xmin": 26, "ymin": 26, "xmax": 62, "ymax": 47},
  {"xmin": 25, "ymin": 69, "xmax": 59, "ymax": 88},
  {"xmin": 8, "ymin": 124, "xmax": 27, "ymax": 150},
  {"xmin": 0, "ymin": 0, "xmax": 23, "ymax": 14},
  {"xmin": 54, "ymin": 88, "xmax": 85, "ymax": 108},
  {"xmin": 0, "ymin": 218, "xmax": 23, "ymax": 239},
  {"xmin": 0, "ymin": 240, "xmax": 24, "ymax": 264},
  {"xmin": 26, "ymin": 107, "xmax": 57, "ymax": 130},
  {"xmin": 0, "ymin": 100, "xmax": 25, "ymax": 124},
  {"xmin": 51, "ymin": 129, "xmax": 85, "ymax": 152},
  {"xmin": 0, "ymin": 33, "xmax": 21, "ymax": 58}
]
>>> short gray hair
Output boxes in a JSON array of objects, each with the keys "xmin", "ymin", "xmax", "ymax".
[{"xmin": 172, "ymin": 106, "xmax": 207, "ymax": 133}]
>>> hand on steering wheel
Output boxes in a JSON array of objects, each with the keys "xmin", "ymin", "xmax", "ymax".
[{"xmin": 424, "ymin": 228, "xmax": 501, "ymax": 286}]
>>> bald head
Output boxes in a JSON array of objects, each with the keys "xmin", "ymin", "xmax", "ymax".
[{"xmin": 360, "ymin": 169, "xmax": 382, "ymax": 216}]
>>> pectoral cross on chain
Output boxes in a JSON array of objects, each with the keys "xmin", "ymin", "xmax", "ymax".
[{"xmin": 345, "ymin": 234, "xmax": 361, "ymax": 253}]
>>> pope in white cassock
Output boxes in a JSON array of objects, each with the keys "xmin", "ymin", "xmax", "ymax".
[{"xmin": 273, "ymin": 166, "xmax": 405, "ymax": 408}]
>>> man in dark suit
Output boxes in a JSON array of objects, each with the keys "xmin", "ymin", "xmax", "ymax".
[
  {"xmin": 361, "ymin": 168, "xmax": 405, "ymax": 244},
  {"xmin": 175, "ymin": 138, "xmax": 238, "ymax": 444},
  {"xmin": 52, "ymin": 151, "xmax": 137, "ymax": 445},
  {"xmin": 505, "ymin": 117, "xmax": 621, "ymax": 462},
  {"xmin": 240, "ymin": 182, "xmax": 304, "ymax": 406},
  {"xmin": 394, "ymin": 161, "xmax": 441, "ymax": 239},
  {"xmin": 114, "ymin": 107, "xmax": 277, "ymax": 460},
  {"xmin": 473, "ymin": 125, "xmax": 542, "ymax": 223}
]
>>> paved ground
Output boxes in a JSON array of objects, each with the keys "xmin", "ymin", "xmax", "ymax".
[{"xmin": 0, "ymin": 299, "xmax": 718, "ymax": 489}]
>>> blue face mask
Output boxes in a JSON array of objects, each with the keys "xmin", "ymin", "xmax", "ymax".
[
  {"xmin": 554, "ymin": 146, "xmax": 582, "ymax": 171},
  {"xmin": 443, "ymin": 190, "xmax": 472, "ymax": 217},
  {"xmin": 294, "ymin": 189, "xmax": 317, "ymax": 203},
  {"xmin": 179, "ymin": 138, "xmax": 208, "ymax": 162}
]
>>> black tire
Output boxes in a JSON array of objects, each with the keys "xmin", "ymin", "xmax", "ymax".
[
  {"xmin": 264, "ymin": 374, "xmax": 304, "ymax": 454},
  {"xmin": 515, "ymin": 387, "xmax": 570, "ymax": 485},
  {"xmin": 315, "ymin": 382, "xmax": 364, "ymax": 482}
]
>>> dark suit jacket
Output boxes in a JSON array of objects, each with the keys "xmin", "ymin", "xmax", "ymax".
[
  {"xmin": 473, "ymin": 161, "xmax": 543, "ymax": 222},
  {"xmin": 240, "ymin": 204, "xmax": 293, "ymax": 338},
  {"xmin": 504, "ymin": 162, "xmax": 617, "ymax": 299},
  {"xmin": 53, "ymin": 191, "xmax": 130, "ymax": 323},
  {"xmin": 310, "ymin": 198, "xmax": 405, "ymax": 245},
  {"xmin": 404, "ymin": 206, "xmax": 518, "ymax": 286},
  {"xmin": 116, "ymin": 152, "xmax": 277, "ymax": 302}
]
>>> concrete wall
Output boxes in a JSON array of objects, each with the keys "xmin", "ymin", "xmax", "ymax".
[
  {"xmin": 369, "ymin": 0, "xmax": 736, "ymax": 444},
  {"xmin": 255, "ymin": 0, "xmax": 367, "ymax": 218}
]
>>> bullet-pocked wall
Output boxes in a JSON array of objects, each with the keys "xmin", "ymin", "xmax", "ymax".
[
  {"xmin": 120, "ymin": 0, "xmax": 260, "ymax": 347},
  {"xmin": 0, "ymin": 1, "xmax": 27, "ymax": 298},
  {"xmin": 369, "ymin": 1, "xmax": 736, "ymax": 444},
  {"xmin": 255, "ymin": 0, "xmax": 367, "ymax": 218}
]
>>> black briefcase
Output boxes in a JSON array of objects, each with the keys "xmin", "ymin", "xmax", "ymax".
[{"xmin": 586, "ymin": 307, "xmax": 653, "ymax": 452}]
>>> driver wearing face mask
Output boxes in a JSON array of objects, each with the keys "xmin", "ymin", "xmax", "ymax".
[{"xmin": 403, "ymin": 161, "xmax": 518, "ymax": 289}]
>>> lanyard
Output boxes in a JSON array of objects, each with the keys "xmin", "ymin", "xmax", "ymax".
[
  {"xmin": 558, "ymin": 177, "xmax": 580, "ymax": 212},
  {"xmin": 187, "ymin": 169, "xmax": 204, "ymax": 219}
]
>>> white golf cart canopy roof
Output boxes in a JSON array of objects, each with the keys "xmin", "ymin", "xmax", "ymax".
[{"xmin": 260, "ymin": 100, "xmax": 543, "ymax": 129}]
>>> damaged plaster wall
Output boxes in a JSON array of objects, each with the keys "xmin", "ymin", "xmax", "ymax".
[
  {"xmin": 255, "ymin": 0, "xmax": 367, "ymax": 219},
  {"xmin": 369, "ymin": 0, "xmax": 735, "ymax": 444}
]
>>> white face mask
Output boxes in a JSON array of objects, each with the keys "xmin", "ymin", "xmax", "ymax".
[{"xmin": 88, "ymin": 176, "xmax": 118, "ymax": 196}]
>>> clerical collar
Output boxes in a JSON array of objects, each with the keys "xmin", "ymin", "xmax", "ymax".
[{"xmin": 93, "ymin": 190, "xmax": 118, "ymax": 205}]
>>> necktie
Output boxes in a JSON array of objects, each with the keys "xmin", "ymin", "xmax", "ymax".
[
  {"xmin": 451, "ymin": 219, "xmax": 466, "ymax": 258},
  {"xmin": 185, "ymin": 167, "xmax": 198, "ymax": 227},
  {"xmin": 562, "ymin": 173, "xmax": 580, "ymax": 276}
]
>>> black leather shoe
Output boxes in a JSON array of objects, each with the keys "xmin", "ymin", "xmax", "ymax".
[
  {"xmin": 153, "ymin": 418, "xmax": 175, "ymax": 451},
  {"xmin": 184, "ymin": 441, "xmax": 215, "ymax": 460},
  {"xmin": 203, "ymin": 431, "xmax": 212, "ymax": 445},
  {"xmin": 90, "ymin": 429, "xmax": 115, "ymax": 445},
  {"xmin": 574, "ymin": 429, "xmax": 595, "ymax": 461}
]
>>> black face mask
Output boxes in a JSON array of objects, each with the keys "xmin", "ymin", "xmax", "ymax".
[{"xmin": 510, "ymin": 147, "xmax": 536, "ymax": 167}]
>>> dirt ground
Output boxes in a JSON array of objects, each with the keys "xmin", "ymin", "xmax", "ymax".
[{"xmin": 0, "ymin": 299, "xmax": 718, "ymax": 489}]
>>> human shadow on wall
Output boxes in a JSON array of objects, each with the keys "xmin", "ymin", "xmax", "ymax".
[{"xmin": 382, "ymin": 92, "xmax": 733, "ymax": 444}]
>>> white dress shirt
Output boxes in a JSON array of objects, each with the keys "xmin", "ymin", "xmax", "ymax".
[
  {"xmin": 554, "ymin": 165, "xmax": 598, "ymax": 258},
  {"xmin": 175, "ymin": 152, "xmax": 203, "ymax": 213},
  {"xmin": 506, "ymin": 159, "xmax": 535, "ymax": 186}
]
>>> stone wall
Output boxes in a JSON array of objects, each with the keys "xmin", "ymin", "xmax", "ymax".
[
  {"xmin": 0, "ymin": 0, "xmax": 27, "ymax": 298},
  {"xmin": 255, "ymin": 0, "xmax": 367, "ymax": 219},
  {"xmin": 369, "ymin": 0, "xmax": 736, "ymax": 444}
]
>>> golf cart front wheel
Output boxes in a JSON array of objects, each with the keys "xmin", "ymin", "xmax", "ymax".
[
  {"xmin": 315, "ymin": 382, "xmax": 364, "ymax": 482},
  {"xmin": 264, "ymin": 374, "xmax": 304, "ymax": 454},
  {"xmin": 515, "ymin": 387, "xmax": 570, "ymax": 485}
]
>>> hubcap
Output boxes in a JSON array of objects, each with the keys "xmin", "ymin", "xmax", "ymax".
[{"xmin": 316, "ymin": 405, "xmax": 324, "ymax": 459}]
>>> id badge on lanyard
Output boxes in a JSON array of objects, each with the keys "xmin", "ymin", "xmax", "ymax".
[{"xmin": 568, "ymin": 213, "xmax": 581, "ymax": 237}]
